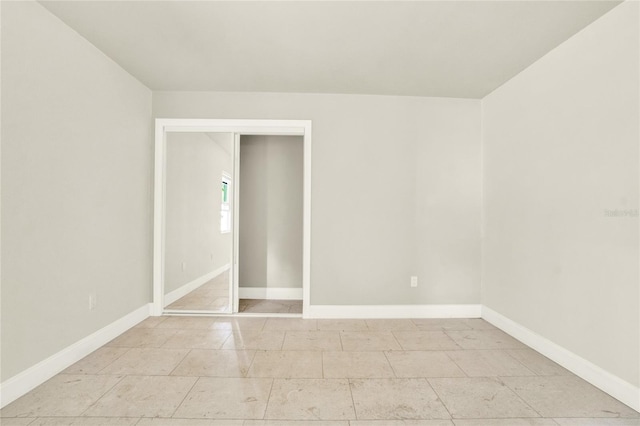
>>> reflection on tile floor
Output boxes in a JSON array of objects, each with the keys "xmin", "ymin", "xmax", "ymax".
[
  {"xmin": 164, "ymin": 271, "xmax": 303, "ymax": 315},
  {"xmin": 2, "ymin": 317, "xmax": 639, "ymax": 425},
  {"xmin": 165, "ymin": 272, "xmax": 230, "ymax": 312}
]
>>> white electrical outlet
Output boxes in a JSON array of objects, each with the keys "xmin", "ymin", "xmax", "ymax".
[
  {"xmin": 89, "ymin": 293, "xmax": 97, "ymax": 310},
  {"xmin": 410, "ymin": 276, "xmax": 418, "ymax": 287}
]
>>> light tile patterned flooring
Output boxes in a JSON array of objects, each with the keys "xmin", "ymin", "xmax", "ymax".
[
  {"xmin": 239, "ymin": 299, "xmax": 303, "ymax": 314},
  {"xmin": 165, "ymin": 271, "xmax": 303, "ymax": 314},
  {"xmin": 2, "ymin": 317, "xmax": 639, "ymax": 425}
]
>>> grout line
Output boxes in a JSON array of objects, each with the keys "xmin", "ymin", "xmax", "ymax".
[
  {"xmin": 77, "ymin": 373, "xmax": 128, "ymax": 417},
  {"xmin": 501, "ymin": 348, "xmax": 538, "ymax": 376},
  {"xmin": 169, "ymin": 376, "xmax": 200, "ymax": 418},
  {"xmin": 245, "ymin": 349, "xmax": 260, "ymax": 378},
  {"xmin": 389, "ymin": 330, "xmax": 405, "ymax": 351},
  {"xmin": 443, "ymin": 350, "xmax": 470, "ymax": 378},
  {"xmin": 279, "ymin": 331, "xmax": 287, "ymax": 350},
  {"xmin": 381, "ymin": 351, "xmax": 398, "ymax": 379},
  {"xmin": 78, "ymin": 346, "xmax": 133, "ymax": 376},
  {"xmin": 347, "ymin": 378, "xmax": 359, "ymax": 420},
  {"xmin": 263, "ymin": 378, "xmax": 276, "ymax": 420},
  {"xmin": 166, "ymin": 348, "xmax": 193, "ymax": 376},
  {"xmin": 499, "ymin": 376, "xmax": 546, "ymax": 419},
  {"xmin": 425, "ymin": 377, "xmax": 455, "ymax": 420}
]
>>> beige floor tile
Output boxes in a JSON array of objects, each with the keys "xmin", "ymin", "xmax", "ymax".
[
  {"xmin": 349, "ymin": 378, "xmax": 450, "ymax": 420},
  {"xmin": 502, "ymin": 376, "xmax": 640, "ymax": 418},
  {"xmin": 62, "ymin": 347, "xmax": 130, "ymax": 374},
  {"xmin": 247, "ymin": 351, "xmax": 323, "ymax": 378},
  {"xmin": 171, "ymin": 349, "xmax": 255, "ymax": 377},
  {"xmin": 239, "ymin": 299, "xmax": 302, "ymax": 314},
  {"xmin": 288, "ymin": 306, "xmax": 303, "ymax": 314},
  {"xmin": 156, "ymin": 317, "xmax": 218, "ymax": 330},
  {"xmin": 446, "ymin": 350, "xmax": 535, "ymax": 377},
  {"xmin": 244, "ymin": 421, "xmax": 349, "ymax": 426},
  {"xmin": 6, "ymin": 318, "xmax": 635, "ymax": 424},
  {"xmin": 385, "ymin": 351, "xmax": 465, "ymax": 378},
  {"xmin": 316, "ymin": 319, "xmax": 368, "ymax": 331},
  {"xmin": 393, "ymin": 331, "xmax": 461, "ymax": 351},
  {"xmin": 340, "ymin": 332, "xmax": 401, "ymax": 351},
  {"xmin": 161, "ymin": 329, "xmax": 231, "ymax": 349},
  {"xmin": 135, "ymin": 316, "xmax": 168, "ymax": 328},
  {"xmin": 445, "ymin": 330, "xmax": 527, "ymax": 350},
  {"xmin": 0, "ymin": 419, "xmax": 37, "ymax": 425},
  {"xmin": 411, "ymin": 319, "xmax": 473, "ymax": 331},
  {"xmin": 453, "ymin": 420, "xmax": 557, "ymax": 425},
  {"xmin": 263, "ymin": 318, "xmax": 318, "ymax": 331},
  {"xmin": 137, "ymin": 418, "xmax": 243, "ymax": 425},
  {"xmin": 554, "ymin": 419, "xmax": 640, "ymax": 425},
  {"xmin": 211, "ymin": 317, "xmax": 267, "ymax": 332},
  {"xmin": 350, "ymin": 421, "xmax": 454, "ymax": 426},
  {"xmin": 322, "ymin": 351, "xmax": 394, "ymax": 378},
  {"xmin": 506, "ymin": 349, "xmax": 572, "ymax": 376},
  {"xmin": 99, "ymin": 348, "xmax": 189, "ymax": 375},
  {"xmin": 365, "ymin": 319, "xmax": 419, "ymax": 331},
  {"xmin": 265, "ymin": 379, "xmax": 355, "ymax": 420},
  {"xmin": 83, "ymin": 376, "xmax": 197, "ymax": 418},
  {"xmin": 106, "ymin": 328, "xmax": 178, "ymax": 348},
  {"xmin": 429, "ymin": 377, "xmax": 539, "ymax": 419},
  {"xmin": 282, "ymin": 331, "xmax": 342, "ymax": 351},
  {"xmin": 222, "ymin": 330, "xmax": 285, "ymax": 350},
  {"xmin": 27, "ymin": 418, "xmax": 139, "ymax": 425},
  {"xmin": 173, "ymin": 377, "xmax": 272, "ymax": 419},
  {"xmin": 461, "ymin": 319, "xmax": 497, "ymax": 330},
  {"xmin": 0, "ymin": 375, "xmax": 122, "ymax": 418}
]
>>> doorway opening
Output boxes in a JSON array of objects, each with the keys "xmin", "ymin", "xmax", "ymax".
[
  {"xmin": 237, "ymin": 135, "xmax": 304, "ymax": 314},
  {"xmin": 152, "ymin": 119, "xmax": 312, "ymax": 318}
]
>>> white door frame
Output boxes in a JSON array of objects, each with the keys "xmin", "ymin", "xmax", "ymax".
[{"xmin": 153, "ymin": 119, "xmax": 312, "ymax": 317}]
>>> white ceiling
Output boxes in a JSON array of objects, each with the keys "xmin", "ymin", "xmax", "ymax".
[{"xmin": 39, "ymin": 1, "xmax": 621, "ymax": 99}]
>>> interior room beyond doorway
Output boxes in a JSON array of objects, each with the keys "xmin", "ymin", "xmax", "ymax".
[{"xmin": 238, "ymin": 135, "xmax": 304, "ymax": 315}]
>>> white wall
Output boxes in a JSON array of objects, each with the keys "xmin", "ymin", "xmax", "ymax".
[
  {"xmin": 164, "ymin": 132, "xmax": 232, "ymax": 295},
  {"xmin": 153, "ymin": 92, "xmax": 482, "ymax": 305},
  {"xmin": 483, "ymin": 0, "xmax": 639, "ymax": 389},
  {"xmin": 1, "ymin": 1, "xmax": 152, "ymax": 381},
  {"xmin": 239, "ymin": 135, "xmax": 303, "ymax": 291},
  {"xmin": 416, "ymin": 101, "xmax": 482, "ymax": 303}
]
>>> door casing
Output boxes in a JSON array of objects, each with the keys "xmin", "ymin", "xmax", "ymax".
[{"xmin": 153, "ymin": 119, "xmax": 312, "ymax": 317}]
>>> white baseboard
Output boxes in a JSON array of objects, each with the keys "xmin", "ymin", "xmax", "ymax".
[
  {"xmin": 0, "ymin": 303, "xmax": 152, "ymax": 409},
  {"xmin": 482, "ymin": 306, "xmax": 640, "ymax": 412},
  {"xmin": 164, "ymin": 264, "xmax": 230, "ymax": 306},
  {"xmin": 239, "ymin": 287, "xmax": 302, "ymax": 300},
  {"xmin": 305, "ymin": 304, "xmax": 482, "ymax": 319}
]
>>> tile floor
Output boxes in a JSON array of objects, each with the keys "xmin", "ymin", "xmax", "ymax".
[
  {"xmin": 165, "ymin": 271, "xmax": 303, "ymax": 315},
  {"xmin": 2, "ymin": 317, "xmax": 639, "ymax": 425},
  {"xmin": 239, "ymin": 299, "xmax": 303, "ymax": 314}
]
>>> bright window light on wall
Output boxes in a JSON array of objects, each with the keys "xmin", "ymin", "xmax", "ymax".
[{"xmin": 221, "ymin": 174, "xmax": 231, "ymax": 234}]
